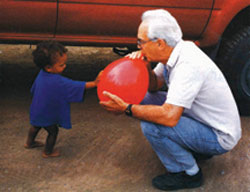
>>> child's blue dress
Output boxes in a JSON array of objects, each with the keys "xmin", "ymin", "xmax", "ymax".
[{"xmin": 30, "ymin": 69, "xmax": 86, "ymax": 129}]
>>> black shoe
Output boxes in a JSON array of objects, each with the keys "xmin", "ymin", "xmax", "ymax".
[{"xmin": 152, "ymin": 169, "xmax": 203, "ymax": 191}]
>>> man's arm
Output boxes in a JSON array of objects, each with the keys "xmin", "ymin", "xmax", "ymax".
[
  {"xmin": 100, "ymin": 91, "xmax": 184, "ymax": 127},
  {"xmin": 146, "ymin": 62, "xmax": 165, "ymax": 92},
  {"xmin": 131, "ymin": 102, "xmax": 184, "ymax": 127}
]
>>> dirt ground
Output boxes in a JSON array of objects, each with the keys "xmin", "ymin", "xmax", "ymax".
[{"xmin": 0, "ymin": 45, "xmax": 249, "ymax": 192}]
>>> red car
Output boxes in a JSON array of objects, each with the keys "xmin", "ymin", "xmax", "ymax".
[{"xmin": 0, "ymin": 0, "xmax": 249, "ymax": 113}]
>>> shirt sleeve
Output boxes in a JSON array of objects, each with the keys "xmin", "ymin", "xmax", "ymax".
[
  {"xmin": 153, "ymin": 62, "xmax": 165, "ymax": 81},
  {"xmin": 166, "ymin": 63, "xmax": 206, "ymax": 109},
  {"xmin": 60, "ymin": 76, "xmax": 86, "ymax": 103}
]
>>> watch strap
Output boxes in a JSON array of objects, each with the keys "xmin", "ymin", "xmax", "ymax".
[{"xmin": 125, "ymin": 104, "xmax": 133, "ymax": 116}]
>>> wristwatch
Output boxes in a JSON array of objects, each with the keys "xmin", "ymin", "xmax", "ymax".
[{"xmin": 125, "ymin": 104, "xmax": 133, "ymax": 116}]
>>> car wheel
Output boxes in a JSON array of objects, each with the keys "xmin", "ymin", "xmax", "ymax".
[{"xmin": 217, "ymin": 26, "xmax": 250, "ymax": 115}]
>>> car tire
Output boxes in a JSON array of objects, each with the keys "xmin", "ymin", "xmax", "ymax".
[{"xmin": 217, "ymin": 26, "xmax": 250, "ymax": 115}]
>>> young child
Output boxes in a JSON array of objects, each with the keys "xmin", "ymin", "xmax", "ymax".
[{"xmin": 24, "ymin": 41, "xmax": 102, "ymax": 158}]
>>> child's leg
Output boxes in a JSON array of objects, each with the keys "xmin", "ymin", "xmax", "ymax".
[
  {"xmin": 43, "ymin": 125, "xmax": 60, "ymax": 157},
  {"xmin": 25, "ymin": 126, "xmax": 44, "ymax": 148}
]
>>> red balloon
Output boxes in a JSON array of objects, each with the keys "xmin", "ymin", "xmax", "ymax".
[{"xmin": 97, "ymin": 57, "xmax": 149, "ymax": 104}]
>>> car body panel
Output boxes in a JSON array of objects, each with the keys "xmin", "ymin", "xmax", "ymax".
[
  {"xmin": 0, "ymin": 0, "xmax": 213, "ymax": 46},
  {"xmin": 0, "ymin": 0, "xmax": 57, "ymax": 39},
  {"xmin": 196, "ymin": 0, "xmax": 250, "ymax": 47},
  {"xmin": 56, "ymin": 0, "xmax": 213, "ymax": 46}
]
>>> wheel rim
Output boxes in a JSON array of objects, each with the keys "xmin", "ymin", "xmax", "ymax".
[{"xmin": 240, "ymin": 58, "xmax": 250, "ymax": 97}]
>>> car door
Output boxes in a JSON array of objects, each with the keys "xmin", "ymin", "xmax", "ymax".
[
  {"xmin": 0, "ymin": 0, "xmax": 57, "ymax": 41},
  {"xmin": 57, "ymin": 0, "xmax": 214, "ymax": 46}
]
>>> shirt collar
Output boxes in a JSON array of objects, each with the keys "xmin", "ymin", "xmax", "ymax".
[{"xmin": 166, "ymin": 40, "xmax": 183, "ymax": 68}]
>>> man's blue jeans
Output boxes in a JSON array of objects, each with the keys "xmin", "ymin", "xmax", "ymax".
[{"xmin": 140, "ymin": 91, "xmax": 227, "ymax": 173}]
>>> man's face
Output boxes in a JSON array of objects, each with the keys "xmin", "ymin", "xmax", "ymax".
[
  {"xmin": 137, "ymin": 22, "xmax": 160, "ymax": 62},
  {"xmin": 137, "ymin": 21, "xmax": 173, "ymax": 64}
]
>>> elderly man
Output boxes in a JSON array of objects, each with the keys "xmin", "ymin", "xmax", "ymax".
[{"xmin": 100, "ymin": 9, "xmax": 241, "ymax": 191}]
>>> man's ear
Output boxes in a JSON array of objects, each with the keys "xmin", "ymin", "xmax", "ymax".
[
  {"xmin": 44, "ymin": 65, "xmax": 52, "ymax": 72},
  {"xmin": 157, "ymin": 39, "xmax": 166, "ymax": 50}
]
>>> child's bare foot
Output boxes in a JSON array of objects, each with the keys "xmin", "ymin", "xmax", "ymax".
[
  {"xmin": 24, "ymin": 141, "xmax": 44, "ymax": 149},
  {"xmin": 42, "ymin": 149, "xmax": 60, "ymax": 158}
]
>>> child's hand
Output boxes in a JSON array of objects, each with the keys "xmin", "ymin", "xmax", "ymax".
[
  {"xmin": 85, "ymin": 70, "xmax": 103, "ymax": 89},
  {"xmin": 94, "ymin": 70, "xmax": 103, "ymax": 86}
]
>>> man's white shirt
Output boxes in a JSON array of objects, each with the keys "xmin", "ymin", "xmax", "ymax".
[{"xmin": 153, "ymin": 40, "xmax": 241, "ymax": 150}]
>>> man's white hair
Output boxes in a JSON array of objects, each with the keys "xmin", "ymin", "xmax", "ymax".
[{"xmin": 142, "ymin": 9, "xmax": 183, "ymax": 47}]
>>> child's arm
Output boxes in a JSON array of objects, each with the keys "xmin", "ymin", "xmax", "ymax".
[{"xmin": 85, "ymin": 70, "xmax": 103, "ymax": 89}]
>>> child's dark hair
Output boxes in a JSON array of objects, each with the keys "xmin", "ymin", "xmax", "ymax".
[{"xmin": 32, "ymin": 41, "xmax": 68, "ymax": 69}]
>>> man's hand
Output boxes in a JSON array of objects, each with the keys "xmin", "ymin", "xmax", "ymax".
[
  {"xmin": 99, "ymin": 91, "xmax": 128, "ymax": 114},
  {"xmin": 126, "ymin": 50, "xmax": 144, "ymax": 60}
]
